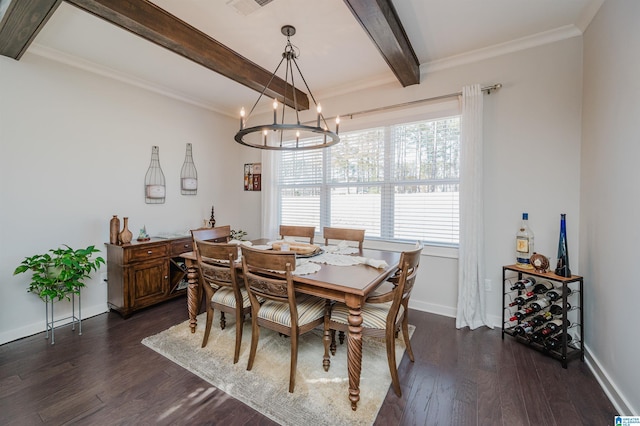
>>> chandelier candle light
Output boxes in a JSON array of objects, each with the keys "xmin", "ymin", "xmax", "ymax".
[{"xmin": 235, "ymin": 25, "xmax": 340, "ymax": 151}]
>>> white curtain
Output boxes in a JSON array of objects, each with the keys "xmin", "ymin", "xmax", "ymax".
[
  {"xmin": 261, "ymin": 150, "xmax": 280, "ymax": 240},
  {"xmin": 456, "ymin": 84, "xmax": 491, "ymax": 329}
]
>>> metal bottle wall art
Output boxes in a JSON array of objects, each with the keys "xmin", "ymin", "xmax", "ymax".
[
  {"xmin": 144, "ymin": 146, "xmax": 166, "ymax": 204},
  {"xmin": 180, "ymin": 143, "xmax": 198, "ymax": 195}
]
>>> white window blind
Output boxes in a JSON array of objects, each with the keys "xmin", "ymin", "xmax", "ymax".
[{"xmin": 276, "ymin": 104, "xmax": 460, "ymax": 246}]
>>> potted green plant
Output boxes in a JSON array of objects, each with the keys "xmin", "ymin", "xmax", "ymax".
[
  {"xmin": 14, "ymin": 245, "xmax": 105, "ymax": 301},
  {"xmin": 231, "ymin": 229, "xmax": 248, "ymax": 241}
]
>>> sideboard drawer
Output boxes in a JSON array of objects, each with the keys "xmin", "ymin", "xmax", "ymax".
[
  {"xmin": 171, "ymin": 238, "xmax": 193, "ymax": 256},
  {"xmin": 125, "ymin": 243, "xmax": 169, "ymax": 263}
]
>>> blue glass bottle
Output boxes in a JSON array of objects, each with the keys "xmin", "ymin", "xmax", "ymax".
[{"xmin": 555, "ymin": 214, "xmax": 571, "ymax": 277}]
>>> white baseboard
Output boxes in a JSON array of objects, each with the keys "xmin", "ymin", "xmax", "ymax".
[
  {"xmin": 409, "ymin": 300, "xmax": 502, "ymax": 329},
  {"xmin": 409, "ymin": 299, "xmax": 456, "ymax": 318},
  {"xmin": 584, "ymin": 344, "xmax": 635, "ymax": 416},
  {"xmin": 0, "ymin": 303, "xmax": 109, "ymax": 345}
]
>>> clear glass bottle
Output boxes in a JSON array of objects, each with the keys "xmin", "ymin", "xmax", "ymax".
[
  {"xmin": 180, "ymin": 143, "xmax": 198, "ymax": 195},
  {"xmin": 516, "ymin": 213, "xmax": 534, "ymax": 269}
]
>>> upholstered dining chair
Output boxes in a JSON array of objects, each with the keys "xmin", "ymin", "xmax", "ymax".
[
  {"xmin": 323, "ymin": 226, "xmax": 365, "ymax": 249},
  {"xmin": 279, "ymin": 225, "xmax": 315, "ymax": 244},
  {"xmin": 240, "ymin": 245, "xmax": 326, "ymax": 393},
  {"xmin": 323, "ymin": 243, "xmax": 423, "ymax": 397},
  {"xmin": 191, "ymin": 225, "xmax": 231, "ymax": 243},
  {"xmin": 193, "ymin": 239, "xmax": 250, "ymax": 364}
]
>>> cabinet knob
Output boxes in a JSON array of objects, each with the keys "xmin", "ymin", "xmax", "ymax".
[
  {"xmin": 184, "ymin": 244, "xmax": 190, "ymax": 248},
  {"xmin": 164, "ymin": 275, "xmax": 168, "ymax": 279},
  {"xmin": 147, "ymin": 250, "xmax": 153, "ymax": 254}
]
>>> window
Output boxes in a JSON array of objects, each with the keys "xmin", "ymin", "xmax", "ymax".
[{"xmin": 277, "ymin": 110, "xmax": 460, "ymax": 246}]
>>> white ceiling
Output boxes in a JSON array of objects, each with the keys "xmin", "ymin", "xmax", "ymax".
[{"xmin": 28, "ymin": 0, "xmax": 603, "ymax": 117}]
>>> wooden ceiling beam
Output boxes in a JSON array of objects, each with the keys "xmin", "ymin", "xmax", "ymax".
[
  {"xmin": 0, "ymin": 0, "xmax": 62, "ymax": 59},
  {"xmin": 343, "ymin": 0, "xmax": 420, "ymax": 87},
  {"xmin": 64, "ymin": 0, "xmax": 309, "ymax": 110}
]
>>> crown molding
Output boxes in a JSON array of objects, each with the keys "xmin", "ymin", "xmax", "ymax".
[
  {"xmin": 27, "ymin": 23, "xmax": 584, "ymax": 117},
  {"xmin": 27, "ymin": 42, "xmax": 233, "ymax": 115},
  {"xmin": 576, "ymin": 0, "xmax": 605, "ymax": 33},
  {"xmin": 422, "ymin": 24, "xmax": 583, "ymax": 74}
]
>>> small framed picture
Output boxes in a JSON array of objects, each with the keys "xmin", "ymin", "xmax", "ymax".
[{"xmin": 244, "ymin": 163, "xmax": 262, "ymax": 191}]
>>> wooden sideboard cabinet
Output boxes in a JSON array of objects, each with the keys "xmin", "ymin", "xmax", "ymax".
[{"xmin": 106, "ymin": 236, "xmax": 193, "ymax": 318}]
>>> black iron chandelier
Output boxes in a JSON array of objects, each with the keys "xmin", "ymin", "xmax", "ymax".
[{"xmin": 234, "ymin": 25, "xmax": 340, "ymax": 150}]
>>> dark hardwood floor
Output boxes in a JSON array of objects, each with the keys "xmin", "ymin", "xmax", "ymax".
[{"xmin": 0, "ymin": 297, "xmax": 615, "ymax": 425}]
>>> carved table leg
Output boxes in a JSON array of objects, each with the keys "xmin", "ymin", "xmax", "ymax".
[
  {"xmin": 186, "ymin": 263, "xmax": 199, "ymax": 333},
  {"xmin": 323, "ymin": 299, "xmax": 332, "ymax": 372},
  {"xmin": 346, "ymin": 294, "xmax": 363, "ymax": 411}
]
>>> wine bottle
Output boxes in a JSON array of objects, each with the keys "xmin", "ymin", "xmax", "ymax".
[
  {"xmin": 540, "ymin": 319, "xmax": 570, "ymax": 336},
  {"xmin": 512, "ymin": 322, "xmax": 535, "ymax": 336},
  {"xmin": 530, "ymin": 297, "xmax": 550, "ymax": 312},
  {"xmin": 508, "ymin": 293, "xmax": 538, "ymax": 307},
  {"xmin": 544, "ymin": 334, "xmax": 573, "ymax": 351},
  {"xmin": 549, "ymin": 302, "xmax": 572, "ymax": 315},
  {"xmin": 531, "ymin": 312, "xmax": 553, "ymax": 326},
  {"xmin": 510, "ymin": 277, "xmax": 536, "ymax": 290},
  {"xmin": 531, "ymin": 280, "xmax": 554, "ymax": 294},
  {"xmin": 546, "ymin": 287, "xmax": 572, "ymax": 302},
  {"xmin": 516, "ymin": 213, "xmax": 535, "ymax": 269},
  {"xmin": 555, "ymin": 213, "xmax": 571, "ymax": 277},
  {"xmin": 509, "ymin": 306, "xmax": 535, "ymax": 321}
]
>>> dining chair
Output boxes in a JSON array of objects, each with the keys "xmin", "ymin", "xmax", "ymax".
[
  {"xmin": 191, "ymin": 225, "xmax": 231, "ymax": 243},
  {"xmin": 279, "ymin": 225, "xmax": 315, "ymax": 244},
  {"xmin": 322, "ymin": 226, "xmax": 366, "ymax": 344},
  {"xmin": 323, "ymin": 226, "xmax": 365, "ymax": 249},
  {"xmin": 323, "ymin": 243, "xmax": 423, "ymax": 397},
  {"xmin": 240, "ymin": 245, "xmax": 326, "ymax": 393},
  {"xmin": 193, "ymin": 239, "xmax": 251, "ymax": 364}
]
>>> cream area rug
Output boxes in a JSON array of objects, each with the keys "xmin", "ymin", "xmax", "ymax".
[{"xmin": 142, "ymin": 313, "xmax": 414, "ymax": 426}]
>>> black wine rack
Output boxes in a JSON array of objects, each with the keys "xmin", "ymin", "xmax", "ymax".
[{"xmin": 502, "ymin": 265, "xmax": 584, "ymax": 368}]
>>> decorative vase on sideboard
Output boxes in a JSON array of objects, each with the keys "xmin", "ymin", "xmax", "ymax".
[
  {"xmin": 109, "ymin": 215, "xmax": 120, "ymax": 245},
  {"xmin": 118, "ymin": 217, "xmax": 133, "ymax": 245}
]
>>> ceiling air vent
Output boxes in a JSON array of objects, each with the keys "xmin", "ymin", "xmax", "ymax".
[{"xmin": 226, "ymin": 0, "xmax": 274, "ymax": 16}]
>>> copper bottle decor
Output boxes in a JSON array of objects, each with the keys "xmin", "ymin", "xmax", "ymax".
[
  {"xmin": 109, "ymin": 215, "xmax": 120, "ymax": 244},
  {"xmin": 118, "ymin": 217, "xmax": 133, "ymax": 245}
]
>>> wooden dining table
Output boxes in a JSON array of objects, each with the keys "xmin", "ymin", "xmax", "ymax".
[{"xmin": 180, "ymin": 241, "xmax": 401, "ymax": 411}]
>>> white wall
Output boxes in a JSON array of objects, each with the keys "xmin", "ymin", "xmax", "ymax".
[
  {"xmin": 581, "ymin": 0, "xmax": 640, "ymax": 415},
  {"xmin": 0, "ymin": 53, "xmax": 261, "ymax": 344}
]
